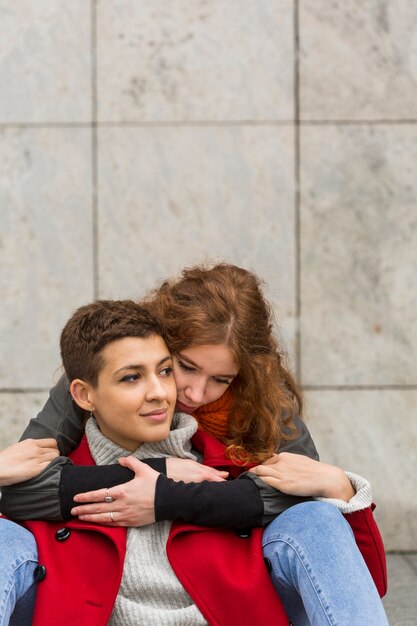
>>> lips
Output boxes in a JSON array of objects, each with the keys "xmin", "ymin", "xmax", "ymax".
[{"xmin": 140, "ymin": 408, "xmax": 168, "ymax": 422}]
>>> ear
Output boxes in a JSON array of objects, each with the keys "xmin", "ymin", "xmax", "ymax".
[{"xmin": 70, "ymin": 379, "xmax": 95, "ymax": 412}]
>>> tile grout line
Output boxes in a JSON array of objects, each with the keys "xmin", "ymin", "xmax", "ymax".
[
  {"xmin": 294, "ymin": 0, "xmax": 301, "ymax": 383},
  {"xmin": 91, "ymin": 0, "xmax": 99, "ymax": 299},
  {"xmin": 4, "ymin": 119, "xmax": 417, "ymax": 129}
]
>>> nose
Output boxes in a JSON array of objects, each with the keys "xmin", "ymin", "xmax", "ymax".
[
  {"xmin": 146, "ymin": 375, "xmax": 168, "ymax": 402},
  {"xmin": 184, "ymin": 377, "xmax": 206, "ymax": 404}
]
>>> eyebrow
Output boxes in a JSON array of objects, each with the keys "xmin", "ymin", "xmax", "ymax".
[
  {"xmin": 114, "ymin": 355, "xmax": 172, "ymax": 375},
  {"xmin": 178, "ymin": 352, "xmax": 237, "ymax": 379}
]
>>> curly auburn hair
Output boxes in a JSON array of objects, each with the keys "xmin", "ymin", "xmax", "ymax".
[{"xmin": 144, "ymin": 263, "xmax": 302, "ymax": 463}]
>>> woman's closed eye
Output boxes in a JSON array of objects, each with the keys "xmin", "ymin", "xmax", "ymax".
[
  {"xmin": 177, "ymin": 359, "xmax": 232, "ymax": 385},
  {"xmin": 177, "ymin": 359, "xmax": 196, "ymax": 373},
  {"xmin": 213, "ymin": 377, "xmax": 233, "ymax": 385}
]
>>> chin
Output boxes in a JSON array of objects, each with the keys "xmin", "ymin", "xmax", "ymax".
[{"xmin": 151, "ymin": 426, "xmax": 171, "ymax": 442}]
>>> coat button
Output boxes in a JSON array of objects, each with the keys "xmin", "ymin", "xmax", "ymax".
[
  {"xmin": 264, "ymin": 557, "xmax": 272, "ymax": 573},
  {"xmin": 55, "ymin": 527, "xmax": 71, "ymax": 542},
  {"xmin": 235, "ymin": 527, "xmax": 251, "ymax": 539},
  {"xmin": 33, "ymin": 565, "xmax": 47, "ymax": 582}
]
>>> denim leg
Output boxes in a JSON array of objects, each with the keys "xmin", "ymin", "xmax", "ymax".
[
  {"xmin": 262, "ymin": 501, "xmax": 389, "ymax": 626},
  {"xmin": 0, "ymin": 519, "xmax": 38, "ymax": 626}
]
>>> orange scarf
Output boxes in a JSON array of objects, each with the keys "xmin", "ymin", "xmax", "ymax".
[{"xmin": 192, "ymin": 387, "xmax": 233, "ymax": 442}]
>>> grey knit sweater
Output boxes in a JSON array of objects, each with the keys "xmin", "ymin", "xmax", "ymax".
[{"xmin": 85, "ymin": 413, "xmax": 208, "ymax": 626}]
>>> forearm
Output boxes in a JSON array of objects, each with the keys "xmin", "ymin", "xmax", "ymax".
[
  {"xmin": 1, "ymin": 375, "xmax": 84, "ymax": 519},
  {"xmin": 0, "ymin": 456, "xmax": 71, "ymax": 520},
  {"xmin": 1, "ymin": 458, "xmax": 167, "ymax": 520},
  {"xmin": 155, "ymin": 474, "xmax": 264, "ymax": 527},
  {"xmin": 59, "ymin": 459, "xmax": 166, "ymax": 519}
]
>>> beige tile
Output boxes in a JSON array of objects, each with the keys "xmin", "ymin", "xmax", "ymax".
[
  {"xmin": 304, "ymin": 389, "xmax": 417, "ymax": 551},
  {"xmin": 300, "ymin": 125, "xmax": 417, "ymax": 385},
  {"xmin": 299, "ymin": 0, "xmax": 417, "ymax": 120},
  {"xmin": 0, "ymin": 128, "xmax": 93, "ymax": 388},
  {"xmin": 97, "ymin": 124, "xmax": 296, "ymax": 356},
  {"xmin": 0, "ymin": 392, "xmax": 49, "ymax": 449},
  {"xmin": 0, "ymin": 1, "xmax": 91, "ymax": 123},
  {"xmin": 97, "ymin": 0, "xmax": 294, "ymax": 121}
]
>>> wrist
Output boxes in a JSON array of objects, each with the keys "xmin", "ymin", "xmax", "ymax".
[{"xmin": 322, "ymin": 466, "xmax": 355, "ymax": 501}]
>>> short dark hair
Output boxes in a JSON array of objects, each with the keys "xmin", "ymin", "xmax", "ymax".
[{"xmin": 60, "ymin": 299, "xmax": 165, "ymax": 386}]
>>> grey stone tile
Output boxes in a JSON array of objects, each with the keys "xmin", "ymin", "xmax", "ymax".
[
  {"xmin": 299, "ymin": 1, "xmax": 417, "ymax": 120},
  {"xmin": 304, "ymin": 389, "xmax": 417, "ymax": 551},
  {"xmin": 0, "ymin": 128, "xmax": 93, "ymax": 388},
  {"xmin": 300, "ymin": 125, "xmax": 417, "ymax": 385},
  {"xmin": 96, "ymin": 0, "xmax": 294, "ymax": 121},
  {"xmin": 97, "ymin": 124, "xmax": 296, "ymax": 355},
  {"xmin": 404, "ymin": 553, "xmax": 417, "ymax": 570},
  {"xmin": 0, "ymin": 1, "xmax": 91, "ymax": 123},
  {"xmin": 0, "ymin": 392, "xmax": 49, "ymax": 449},
  {"xmin": 383, "ymin": 554, "xmax": 417, "ymax": 625}
]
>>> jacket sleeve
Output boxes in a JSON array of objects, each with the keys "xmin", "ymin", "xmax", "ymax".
[
  {"xmin": 19, "ymin": 374, "xmax": 86, "ymax": 453},
  {"xmin": 0, "ymin": 375, "xmax": 84, "ymax": 519},
  {"xmin": 242, "ymin": 415, "xmax": 319, "ymax": 524},
  {"xmin": 0, "ymin": 375, "xmax": 166, "ymax": 520}
]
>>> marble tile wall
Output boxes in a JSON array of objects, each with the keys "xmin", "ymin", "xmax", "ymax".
[{"xmin": 0, "ymin": 1, "xmax": 415, "ymax": 549}]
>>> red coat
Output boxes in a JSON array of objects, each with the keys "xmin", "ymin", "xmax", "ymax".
[{"xmin": 23, "ymin": 433, "xmax": 387, "ymax": 626}]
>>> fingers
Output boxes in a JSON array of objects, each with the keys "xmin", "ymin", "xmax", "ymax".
[
  {"xmin": 118, "ymin": 455, "xmax": 150, "ymax": 474},
  {"xmin": 23, "ymin": 438, "xmax": 59, "ymax": 452},
  {"xmin": 261, "ymin": 453, "xmax": 280, "ymax": 466},
  {"xmin": 73, "ymin": 488, "xmax": 112, "ymax": 503},
  {"xmin": 35, "ymin": 438, "xmax": 60, "ymax": 449},
  {"xmin": 206, "ymin": 475, "xmax": 225, "ymax": 482},
  {"xmin": 250, "ymin": 465, "xmax": 280, "ymax": 479},
  {"xmin": 76, "ymin": 511, "xmax": 119, "ymax": 526},
  {"xmin": 253, "ymin": 476, "xmax": 281, "ymax": 490},
  {"xmin": 71, "ymin": 502, "xmax": 114, "ymax": 516},
  {"xmin": 213, "ymin": 469, "xmax": 229, "ymax": 478},
  {"xmin": 203, "ymin": 470, "xmax": 228, "ymax": 482},
  {"xmin": 42, "ymin": 448, "xmax": 60, "ymax": 460}
]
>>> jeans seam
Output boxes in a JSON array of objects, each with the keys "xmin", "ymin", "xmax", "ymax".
[
  {"xmin": 0, "ymin": 557, "xmax": 38, "ymax": 626},
  {"xmin": 263, "ymin": 535, "xmax": 336, "ymax": 626}
]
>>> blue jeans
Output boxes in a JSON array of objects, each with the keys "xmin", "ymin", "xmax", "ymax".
[
  {"xmin": 0, "ymin": 519, "xmax": 38, "ymax": 626},
  {"xmin": 263, "ymin": 502, "xmax": 389, "ymax": 626}
]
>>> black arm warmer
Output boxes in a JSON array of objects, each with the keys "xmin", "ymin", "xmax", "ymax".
[
  {"xmin": 59, "ymin": 458, "xmax": 167, "ymax": 520},
  {"xmin": 154, "ymin": 474, "xmax": 264, "ymax": 527}
]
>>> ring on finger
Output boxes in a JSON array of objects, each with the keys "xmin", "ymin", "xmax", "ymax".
[
  {"xmin": 105, "ymin": 488, "xmax": 114, "ymax": 503},
  {"xmin": 109, "ymin": 511, "xmax": 115, "ymax": 523}
]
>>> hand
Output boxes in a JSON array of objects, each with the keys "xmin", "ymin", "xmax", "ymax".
[
  {"xmin": 71, "ymin": 456, "xmax": 159, "ymax": 527},
  {"xmin": 166, "ymin": 458, "xmax": 228, "ymax": 483},
  {"xmin": 250, "ymin": 452, "xmax": 355, "ymax": 501},
  {"xmin": 0, "ymin": 439, "xmax": 59, "ymax": 486}
]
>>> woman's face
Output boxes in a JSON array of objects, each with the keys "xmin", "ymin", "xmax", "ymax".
[
  {"xmin": 85, "ymin": 335, "xmax": 177, "ymax": 451},
  {"xmin": 173, "ymin": 343, "xmax": 239, "ymax": 413}
]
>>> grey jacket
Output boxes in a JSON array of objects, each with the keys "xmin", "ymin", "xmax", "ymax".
[{"xmin": 0, "ymin": 376, "xmax": 319, "ymax": 526}]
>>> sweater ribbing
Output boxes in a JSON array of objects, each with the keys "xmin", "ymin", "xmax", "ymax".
[{"xmin": 85, "ymin": 413, "xmax": 207, "ymax": 626}]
